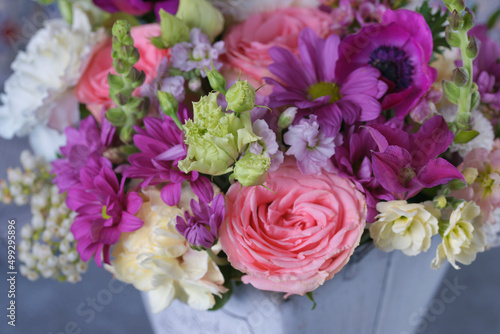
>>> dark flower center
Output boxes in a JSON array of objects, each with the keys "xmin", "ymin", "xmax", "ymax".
[{"xmin": 369, "ymin": 46, "xmax": 414, "ymax": 91}]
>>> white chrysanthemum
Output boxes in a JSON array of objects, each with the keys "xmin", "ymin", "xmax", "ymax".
[
  {"xmin": 0, "ymin": 6, "xmax": 104, "ymax": 160},
  {"xmin": 108, "ymin": 187, "xmax": 227, "ymax": 313},
  {"xmin": 447, "ymin": 110, "xmax": 495, "ymax": 157},
  {"xmin": 432, "ymin": 201, "xmax": 487, "ymax": 270},
  {"xmin": 207, "ymin": 0, "xmax": 320, "ymax": 21},
  {"xmin": 370, "ymin": 200, "xmax": 440, "ymax": 256}
]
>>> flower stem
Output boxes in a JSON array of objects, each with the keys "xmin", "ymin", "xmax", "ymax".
[
  {"xmin": 456, "ymin": 29, "xmax": 474, "ymax": 129},
  {"xmin": 206, "ymin": 249, "xmax": 229, "ymax": 266}
]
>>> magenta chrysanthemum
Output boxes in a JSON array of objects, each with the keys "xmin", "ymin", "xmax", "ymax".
[
  {"xmin": 125, "ymin": 107, "xmax": 214, "ymax": 206},
  {"xmin": 67, "ymin": 162, "xmax": 143, "ymax": 267},
  {"xmin": 52, "ymin": 116, "xmax": 115, "ymax": 192},
  {"xmin": 266, "ymin": 27, "xmax": 387, "ymax": 137}
]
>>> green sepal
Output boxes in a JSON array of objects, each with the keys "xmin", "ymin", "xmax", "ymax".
[
  {"xmin": 453, "ymin": 129, "xmax": 479, "ymax": 144},
  {"xmin": 105, "ymin": 108, "xmax": 127, "ymax": 127},
  {"xmin": 445, "ymin": 26, "xmax": 461, "ymax": 48},
  {"xmin": 306, "ymin": 292, "xmax": 317, "ymax": 311},
  {"xmin": 443, "ymin": 80, "xmax": 461, "ymax": 104}
]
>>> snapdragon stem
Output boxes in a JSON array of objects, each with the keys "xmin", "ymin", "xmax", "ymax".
[{"xmin": 456, "ymin": 29, "xmax": 474, "ymax": 130}]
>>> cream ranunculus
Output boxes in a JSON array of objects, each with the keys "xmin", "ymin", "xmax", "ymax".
[
  {"xmin": 107, "ymin": 186, "xmax": 227, "ymax": 312},
  {"xmin": 370, "ymin": 201, "xmax": 440, "ymax": 256},
  {"xmin": 431, "ymin": 201, "xmax": 487, "ymax": 270},
  {"xmin": 0, "ymin": 6, "xmax": 104, "ymax": 160}
]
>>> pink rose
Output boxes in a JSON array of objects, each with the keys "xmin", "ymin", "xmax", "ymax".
[
  {"xmin": 221, "ymin": 7, "xmax": 332, "ymax": 87},
  {"xmin": 220, "ymin": 158, "xmax": 366, "ymax": 295},
  {"xmin": 75, "ymin": 24, "xmax": 169, "ymax": 121}
]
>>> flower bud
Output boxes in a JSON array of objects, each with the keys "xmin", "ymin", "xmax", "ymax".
[
  {"xmin": 188, "ymin": 77, "xmax": 202, "ymax": 92},
  {"xmin": 471, "ymin": 90, "xmax": 480, "ymax": 111},
  {"xmin": 158, "ymin": 9, "xmax": 190, "ymax": 48},
  {"xmin": 232, "ymin": 153, "xmax": 271, "ymax": 187},
  {"xmin": 206, "ymin": 66, "xmax": 227, "ymax": 94},
  {"xmin": 434, "ymin": 196, "xmax": 447, "ymax": 210},
  {"xmin": 463, "ymin": 167, "xmax": 478, "ymax": 185},
  {"xmin": 226, "ymin": 80, "xmax": 256, "ymax": 113},
  {"xmin": 454, "ymin": 0, "xmax": 466, "ymax": 12},
  {"xmin": 176, "ymin": 0, "xmax": 224, "ymax": 41},
  {"xmin": 448, "ymin": 10, "xmax": 464, "ymax": 31},
  {"xmin": 443, "ymin": 80, "xmax": 461, "ymax": 104},
  {"xmin": 445, "ymin": 26, "xmax": 461, "ymax": 47},
  {"xmin": 466, "ymin": 35, "xmax": 479, "ymax": 59},
  {"xmin": 105, "ymin": 108, "xmax": 126, "ymax": 127},
  {"xmin": 462, "ymin": 8, "xmax": 475, "ymax": 31},
  {"xmin": 112, "ymin": 20, "xmax": 133, "ymax": 46},
  {"xmin": 453, "ymin": 67, "xmax": 469, "ymax": 87},
  {"xmin": 158, "ymin": 90, "xmax": 179, "ymax": 117},
  {"xmin": 278, "ymin": 107, "xmax": 297, "ymax": 129}
]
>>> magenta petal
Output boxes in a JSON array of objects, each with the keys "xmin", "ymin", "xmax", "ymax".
[
  {"xmin": 155, "ymin": 144, "xmax": 186, "ymax": 161},
  {"xmin": 126, "ymin": 191, "xmax": 143, "ymax": 214},
  {"xmin": 372, "ymin": 147, "xmax": 412, "ymax": 194},
  {"xmin": 119, "ymin": 212, "xmax": 144, "ymax": 232},
  {"xmin": 161, "ymin": 182, "xmax": 181, "ymax": 206},
  {"xmin": 410, "ymin": 115, "xmax": 454, "ymax": 167},
  {"xmin": 191, "ymin": 176, "xmax": 214, "ymax": 203},
  {"xmin": 417, "ymin": 158, "xmax": 465, "ymax": 188}
]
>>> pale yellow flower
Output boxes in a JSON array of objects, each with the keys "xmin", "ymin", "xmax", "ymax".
[{"xmin": 370, "ymin": 200, "xmax": 440, "ymax": 256}]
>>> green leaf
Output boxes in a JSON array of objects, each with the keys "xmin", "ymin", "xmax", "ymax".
[
  {"xmin": 487, "ymin": 9, "xmax": 500, "ymax": 29},
  {"xmin": 416, "ymin": 1, "xmax": 451, "ymax": 57},
  {"xmin": 209, "ymin": 265, "xmax": 236, "ymax": 311},
  {"xmin": 453, "ymin": 130, "xmax": 479, "ymax": 144},
  {"xmin": 306, "ymin": 292, "xmax": 317, "ymax": 311}
]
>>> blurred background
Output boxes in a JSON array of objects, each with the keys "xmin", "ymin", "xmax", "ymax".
[{"xmin": 0, "ymin": 1, "xmax": 499, "ymax": 333}]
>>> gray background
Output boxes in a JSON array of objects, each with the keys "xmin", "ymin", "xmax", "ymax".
[{"xmin": 0, "ymin": 0, "xmax": 499, "ymax": 333}]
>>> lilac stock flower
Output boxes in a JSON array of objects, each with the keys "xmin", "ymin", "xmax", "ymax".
[
  {"xmin": 93, "ymin": 0, "xmax": 179, "ymax": 19},
  {"xmin": 176, "ymin": 194, "xmax": 225, "ymax": 249},
  {"xmin": 266, "ymin": 28, "xmax": 387, "ymax": 137},
  {"xmin": 284, "ymin": 115, "xmax": 339, "ymax": 175},
  {"xmin": 337, "ymin": 9, "xmax": 437, "ymax": 117},
  {"xmin": 366, "ymin": 115, "xmax": 465, "ymax": 199},
  {"xmin": 125, "ymin": 107, "xmax": 214, "ymax": 206},
  {"xmin": 249, "ymin": 119, "xmax": 283, "ymax": 172},
  {"xmin": 67, "ymin": 162, "xmax": 143, "ymax": 267},
  {"xmin": 52, "ymin": 116, "xmax": 115, "ymax": 192},
  {"xmin": 170, "ymin": 28, "xmax": 225, "ymax": 77},
  {"xmin": 469, "ymin": 25, "xmax": 500, "ymax": 111}
]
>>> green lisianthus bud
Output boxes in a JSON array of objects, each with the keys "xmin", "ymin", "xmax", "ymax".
[
  {"xmin": 278, "ymin": 107, "xmax": 297, "ymax": 129},
  {"xmin": 206, "ymin": 66, "xmax": 227, "ymax": 94},
  {"xmin": 434, "ymin": 196, "xmax": 447, "ymax": 210},
  {"xmin": 232, "ymin": 153, "xmax": 271, "ymax": 187},
  {"xmin": 176, "ymin": 0, "xmax": 224, "ymax": 41},
  {"xmin": 226, "ymin": 80, "xmax": 256, "ymax": 113},
  {"xmin": 158, "ymin": 91, "xmax": 179, "ymax": 116},
  {"xmin": 157, "ymin": 9, "xmax": 190, "ymax": 48}
]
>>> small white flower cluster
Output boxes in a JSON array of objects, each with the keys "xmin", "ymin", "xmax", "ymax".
[{"xmin": 2, "ymin": 150, "xmax": 87, "ymax": 282}]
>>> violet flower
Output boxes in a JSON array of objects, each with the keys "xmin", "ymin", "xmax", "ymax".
[
  {"xmin": 336, "ymin": 9, "xmax": 437, "ymax": 117},
  {"xmin": 331, "ymin": 122, "xmax": 396, "ymax": 222},
  {"xmin": 67, "ymin": 162, "xmax": 143, "ymax": 267},
  {"xmin": 469, "ymin": 25, "xmax": 500, "ymax": 111},
  {"xmin": 176, "ymin": 194, "xmax": 225, "ymax": 249},
  {"xmin": 366, "ymin": 115, "xmax": 464, "ymax": 199},
  {"xmin": 52, "ymin": 116, "xmax": 115, "ymax": 192},
  {"xmin": 93, "ymin": 0, "xmax": 179, "ymax": 19},
  {"xmin": 266, "ymin": 28, "xmax": 387, "ymax": 137},
  {"xmin": 249, "ymin": 119, "xmax": 283, "ymax": 172},
  {"xmin": 125, "ymin": 107, "xmax": 213, "ymax": 206},
  {"xmin": 284, "ymin": 115, "xmax": 338, "ymax": 175}
]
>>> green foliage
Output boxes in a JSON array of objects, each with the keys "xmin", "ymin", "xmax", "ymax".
[
  {"xmin": 487, "ymin": 9, "xmax": 500, "ymax": 30},
  {"xmin": 306, "ymin": 292, "xmax": 317, "ymax": 311},
  {"xmin": 417, "ymin": 0, "xmax": 451, "ymax": 59}
]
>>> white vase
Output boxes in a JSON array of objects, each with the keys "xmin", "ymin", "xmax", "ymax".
[{"xmin": 142, "ymin": 239, "xmax": 448, "ymax": 334}]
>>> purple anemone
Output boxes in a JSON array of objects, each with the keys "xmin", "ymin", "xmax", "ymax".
[{"xmin": 337, "ymin": 9, "xmax": 437, "ymax": 117}]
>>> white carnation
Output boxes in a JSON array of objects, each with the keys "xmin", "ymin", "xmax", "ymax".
[
  {"xmin": 370, "ymin": 200, "xmax": 440, "ymax": 256},
  {"xmin": 431, "ymin": 201, "xmax": 487, "ymax": 270},
  {"xmin": 108, "ymin": 187, "xmax": 227, "ymax": 313},
  {"xmin": 207, "ymin": 0, "xmax": 320, "ymax": 22},
  {"xmin": 0, "ymin": 6, "xmax": 104, "ymax": 160}
]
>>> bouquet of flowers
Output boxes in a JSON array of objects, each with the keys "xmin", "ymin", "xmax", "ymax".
[{"xmin": 1, "ymin": 0, "xmax": 500, "ymax": 313}]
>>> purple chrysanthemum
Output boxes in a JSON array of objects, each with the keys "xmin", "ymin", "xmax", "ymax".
[
  {"xmin": 176, "ymin": 194, "xmax": 225, "ymax": 249},
  {"xmin": 67, "ymin": 161, "xmax": 143, "ymax": 267},
  {"xmin": 93, "ymin": 0, "xmax": 179, "ymax": 19},
  {"xmin": 266, "ymin": 27, "xmax": 387, "ymax": 137},
  {"xmin": 52, "ymin": 116, "xmax": 115, "ymax": 192},
  {"xmin": 125, "ymin": 107, "xmax": 213, "ymax": 206}
]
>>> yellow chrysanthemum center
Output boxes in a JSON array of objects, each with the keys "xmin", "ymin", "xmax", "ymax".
[
  {"xmin": 102, "ymin": 206, "xmax": 111, "ymax": 220},
  {"xmin": 307, "ymin": 82, "xmax": 341, "ymax": 103}
]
